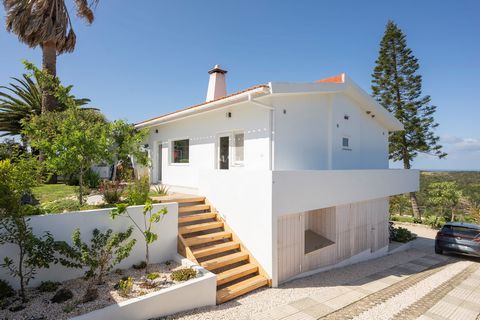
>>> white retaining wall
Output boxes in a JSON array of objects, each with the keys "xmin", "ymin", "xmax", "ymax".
[{"xmin": 0, "ymin": 203, "xmax": 178, "ymax": 289}]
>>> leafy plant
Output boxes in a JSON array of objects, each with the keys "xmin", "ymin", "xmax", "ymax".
[
  {"xmin": 68, "ymin": 227, "xmax": 136, "ymax": 284},
  {"xmin": 38, "ymin": 281, "xmax": 61, "ymax": 292},
  {"xmin": 0, "ymin": 279, "xmax": 14, "ymax": 300},
  {"xmin": 153, "ymin": 184, "xmax": 169, "ymax": 196},
  {"xmin": 84, "ymin": 169, "xmax": 101, "ymax": 189},
  {"xmin": 117, "ymin": 276, "xmax": 133, "ymax": 296},
  {"xmin": 170, "ymin": 268, "xmax": 197, "ymax": 282},
  {"xmin": 391, "ymin": 226, "xmax": 416, "ymax": 243},
  {"xmin": 42, "ymin": 199, "xmax": 81, "ymax": 213},
  {"xmin": 99, "ymin": 180, "xmax": 124, "ymax": 204},
  {"xmin": 126, "ymin": 175, "xmax": 151, "ymax": 205},
  {"xmin": 147, "ymin": 272, "xmax": 160, "ymax": 280},
  {"xmin": 111, "ymin": 200, "xmax": 168, "ymax": 274}
]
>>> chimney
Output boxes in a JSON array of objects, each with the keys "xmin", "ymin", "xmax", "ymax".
[{"xmin": 206, "ymin": 64, "xmax": 227, "ymax": 102}]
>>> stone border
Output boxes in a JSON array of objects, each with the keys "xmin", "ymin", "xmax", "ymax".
[{"xmin": 72, "ymin": 255, "xmax": 217, "ymax": 320}]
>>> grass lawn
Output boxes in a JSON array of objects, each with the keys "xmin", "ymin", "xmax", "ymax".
[{"xmin": 32, "ymin": 183, "xmax": 77, "ymax": 204}]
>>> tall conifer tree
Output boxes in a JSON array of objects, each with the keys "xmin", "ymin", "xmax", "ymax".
[{"xmin": 372, "ymin": 21, "xmax": 446, "ymax": 219}]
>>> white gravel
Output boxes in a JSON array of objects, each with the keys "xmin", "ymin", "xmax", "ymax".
[{"xmin": 353, "ymin": 260, "xmax": 472, "ymax": 320}]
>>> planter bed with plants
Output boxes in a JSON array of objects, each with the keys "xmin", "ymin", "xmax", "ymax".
[{"xmin": 0, "ymin": 260, "xmax": 206, "ymax": 320}]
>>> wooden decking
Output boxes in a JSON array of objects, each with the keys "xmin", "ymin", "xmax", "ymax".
[{"xmin": 155, "ymin": 193, "xmax": 270, "ymax": 304}]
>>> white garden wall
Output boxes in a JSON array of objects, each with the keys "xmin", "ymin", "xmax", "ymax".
[{"xmin": 0, "ymin": 203, "xmax": 178, "ymax": 289}]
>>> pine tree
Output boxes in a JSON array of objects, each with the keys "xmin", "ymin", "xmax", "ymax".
[{"xmin": 372, "ymin": 21, "xmax": 446, "ymax": 219}]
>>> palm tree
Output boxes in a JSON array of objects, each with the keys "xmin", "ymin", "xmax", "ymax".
[
  {"xmin": 0, "ymin": 73, "xmax": 90, "ymax": 140},
  {"xmin": 3, "ymin": 0, "xmax": 99, "ymax": 112}
]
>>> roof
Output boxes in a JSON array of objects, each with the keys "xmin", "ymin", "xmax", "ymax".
[
  {"xmin": 135, "ymin": 73, "xmax": 404, "ymax": 131},
  {"xmin": 135, "ymin": 84, "xmax": 269, "ymax": 127}
]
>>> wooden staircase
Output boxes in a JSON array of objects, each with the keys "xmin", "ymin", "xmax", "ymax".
[{"xmin": 155, "ymin": 194, "xmax": 270, "ymax": 304}]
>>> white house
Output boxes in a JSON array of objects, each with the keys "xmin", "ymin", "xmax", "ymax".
[{"xmin": 135, "ymin": 66, "xmax": 419, "ymax": 303}]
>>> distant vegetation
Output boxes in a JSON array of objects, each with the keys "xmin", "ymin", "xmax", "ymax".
[{"xmin": 390, "ymin": 171, "xmax": 480, "ymax": 227}]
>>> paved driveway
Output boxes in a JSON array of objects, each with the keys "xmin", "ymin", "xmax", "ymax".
[{"xmin": 165, "ymin": 224, "xmax": 480, "ymax": 320}]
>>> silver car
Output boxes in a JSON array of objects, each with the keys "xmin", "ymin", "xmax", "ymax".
[{"xmin": 435, "ymin": 222, "xmax": 480, "ymax": 256}]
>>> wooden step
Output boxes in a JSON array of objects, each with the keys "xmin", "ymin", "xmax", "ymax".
[
  {"xmin": 216, "ymin": 263, "xmax": 258, "ymax": 286},
  {"xmin": 184, "ymin": 231, "xmax": 232, "ymax": 246},
  {"xmin": 216, "ymin": 275, "xmax": 268, "ymax": 304},
  {"xmin": 200, "ymin": 252, "xmax": 249, "ymax": 271},
  {"xmin": 178, "ymin": 212, "xmax": 217, "ymax": 224},
  {"xmin": 179, "ymin": 221, "xmax": 224, "ymax": 235},
  {"xmin": 179, "ymin": 204, "xmax": 210, "ymax": 213},
  {"xmin": 154, "ymin": 195, "xmax": 206, "ymax": 204},
  {"xmin": 192, "ymin": 241, "xmax": 240, "ymax": 259}
]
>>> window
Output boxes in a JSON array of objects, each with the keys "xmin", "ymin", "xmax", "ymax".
[
  {"xmin": 172, "ymin": 139, "xmax": 189, "ymax": 163},
  {"xmin": 233, "ymin": 133, "xmax": 244, "ymax": 164},
  {"xmin": 342, "ymin": 137, "xmax": 349, "ymax": 147}
]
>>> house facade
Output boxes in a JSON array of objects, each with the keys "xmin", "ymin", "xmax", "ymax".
[{"xmin": 136, "ymin": 66, "xmax": 419, "ymax": 287}]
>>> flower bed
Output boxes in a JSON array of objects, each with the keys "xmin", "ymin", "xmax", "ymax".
[{"xmin": 0, "ymin": 261, "xmax": 194, "ymax": 320}]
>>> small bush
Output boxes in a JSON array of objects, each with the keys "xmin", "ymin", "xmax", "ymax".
[
  {"xmin": 413, "ymin": 217, "xmax": 422, "ymax": 224},
  {"xmin": 84, "ymin": 169, "xmax": 101, "ymax": 189},
  {"xmin": 38, "ymin": 281, "xmax": 60, "ymax": 292},
  {"xmin": 117, "ymin": 277, "xmax": 133, "ymax": 296},
  {"xmin": 390, "ymin": 215, "xmax": 415, "ymax": 223},
  {"xmin": 42, "ymin": 199, "xmax": 81, "ymax": 213},
  {"xmin": 20, "ymin": 204, "xmax": 46, "ymax": 216},
  {"xmin": 132, "ymin": 261, "xmax": 147, "ymax": 270},
  {"xmin": 425, "ymin": 215, "xmax": 446, "ymax": 229},
  {"xmin": 0, "ymin": 280, "xmax": 14, "ymax": 300},
  {"xmin": 153, "ymin": 184, "xmax": 169, "ymax": 196},
  {"xmin": 126, "ymin": 175, "xmax": 150, "ymax": 205},
  {"xmin": 391, "ymin": 226, "xmax": 416, "ymax": 243},
  {"xmin": 147, "ymin": 272, "xmax": 160, "ymax": 280},
  {"xmin": 170, "ymin": 268, "xmax": 197, "ymax": 282},
  {"xmin": 99, "ymin": 180, "xmax": 124, "ymax": 204}
]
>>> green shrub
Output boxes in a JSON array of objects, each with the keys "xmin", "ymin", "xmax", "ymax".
[
  {"xmin": 391, "ymin": 226, "xmax": 416, "ymax": 243},
  {"xmin": 99, "ymin": 180, "xmax": 124, "ymax": 204},
  {"xmin": 132, "ymin": 261, "xmax": 147, "ymax": 270},
  {"xmin": 117, "ymin": 277, "xmax": 133, "ymax": 296},
  {"xmin": 38, "ymin": 281, "xmax": 61, "ymax": 292},
  {"xmin": 153, "ymin": 184, "xmax": 169, "ymax": 196},
  {"xmin": 126, "ymin": 175, "xmax": 150, "ymax": 205},
  {"xmin": 425, "ymin": 215, "xmax": 446, "ymax": 229},
  {"xmin": 390, "ymin": 215, "xmax": 415, "ymax": 223},
  {"xmin": 20, "ymin": 204, "xmax": 46, "ymax": 216},
  {"xmin": 0, "ymin": 280, "xmax": 14, "ymax": 299},
  {"xmin": 147, "ymin": 272, "xmax": 160, "ymax": 280},
  {"xmin": 42, "ymin": 199, "xmax": 81, "ymax": 213},
  {"xmin": 170, "ymin": 268, "xmax": 197, "ymax": 282},
  {"xmin": 84, "ymin": 169, "xmax": 101, "ymax": 189},
  {"xmin": 413, "ymin": 217, "xmax": 422, "ymax": 224}
]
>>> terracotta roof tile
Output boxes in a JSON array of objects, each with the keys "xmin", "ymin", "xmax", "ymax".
[
  {"xmin": 315, "ymin": 73, "xmax": 345, "ymax": 84},
  {"xmin": 136, "ymin": 84, "xmax": 269, "ymax": 126}
]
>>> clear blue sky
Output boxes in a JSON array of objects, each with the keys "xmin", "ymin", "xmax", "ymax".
[{"xmin": 1, "ymin": 0, "xmax": 479, "ymax": 170}]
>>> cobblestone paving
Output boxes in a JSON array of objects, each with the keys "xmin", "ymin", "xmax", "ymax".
[
  {"xmin": 393, "ymin": 263, "xmax": 480, "ymax": 320},
  {"xmin": 318, "ymin": 258, "xmax": 454, "ymax": 320}
]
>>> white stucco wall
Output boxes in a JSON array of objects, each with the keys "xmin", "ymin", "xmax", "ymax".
[
  {"xmin": 198, "ymin": 169, "xmax": 274, "ymax": 278},
  {"xmin": 0, "ymin": 204, "xmax": 178, "ymax": 289},
  {"xmin": 148, "ymin": 101, "xmax": 271, "ymax": 189},
  {"xmin": 272, "ymin": 93, "xmax": 389, "ymax": 171}
]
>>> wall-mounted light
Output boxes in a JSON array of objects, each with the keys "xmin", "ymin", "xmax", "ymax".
[
  {"xmin": 344, "ymin": 114, "xmax": 349, "ymax": 120},
  {"xmin": 226, "ymin": 112, "xmax": 232, "ymax": 118},
  {"xmin": 336, "ymin": 124, "xmax": 339, "ymax": 128},
  {"xmin": 371, "ymin": 115, "xmax": 375, "ymax": 118},
  {"xmin": 283, "ymin": 109, "xmax": 287, "ymax": 114},
  {"xmin": 155, "ymin": 129, "xmax": 158, "ymax": 133},
  {"xmin": 366, "ymin": 111, "xmax": 371, "ymax": 115}
]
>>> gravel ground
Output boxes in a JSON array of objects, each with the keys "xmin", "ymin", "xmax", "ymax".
[
  {"xmin": 0, "ymin": 261, "xmax": 182, "ymax": 320},
  {"xmin": 164, "ymin": 249, "xmax": 428, "ymax": 320}
]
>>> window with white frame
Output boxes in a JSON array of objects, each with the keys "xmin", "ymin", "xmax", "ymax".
[
  {"xmin": 172, "ymin": 139, "xmax": 189, "ymax": 163},
  {"xmin": 233, "ymin": 132, "xmax": 244, "ymax": 164}
]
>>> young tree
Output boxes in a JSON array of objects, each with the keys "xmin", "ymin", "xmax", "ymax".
[
  {"xmin": 372, "ymin": 21, "xmax": 446, "ymax": 219},
  {"xmin": 23, "ymin": 107, "xmax": 110, "ymax": 205},
  {"xmin": 427, "ymin": 182, "xmax": 462, "ymax": 222},
  {"xmin": 111, "ymin": 201, "xmax": 167, "ymax": 274},
  {"xmin": 109, "ymin": 120, "xmax": 149, "ymax": 181}
]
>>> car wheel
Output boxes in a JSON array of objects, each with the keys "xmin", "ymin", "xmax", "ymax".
[{"xmin": 435, "ymin": 245, "xmax": 443, "ymax": 254}]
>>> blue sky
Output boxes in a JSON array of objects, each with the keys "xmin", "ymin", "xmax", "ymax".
[{"xmin": 1, "ymin": 0, "xmax": 479, "ymax": 170}]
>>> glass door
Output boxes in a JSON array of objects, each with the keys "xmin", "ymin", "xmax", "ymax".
[{"xmin": 219, "ymin": 136, "xmax": 230, "ymax": 170}]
